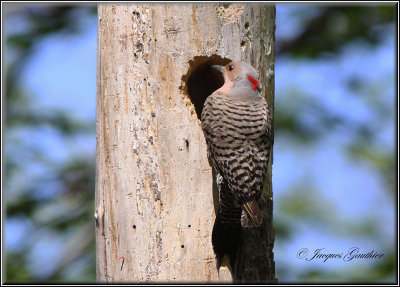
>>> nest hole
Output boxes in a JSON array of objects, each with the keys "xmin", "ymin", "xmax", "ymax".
[{"xmin": 182, "ymin": 55, "xmax": 231, "ymax": 120}]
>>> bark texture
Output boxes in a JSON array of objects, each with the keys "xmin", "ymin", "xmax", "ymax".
[{"xmin": 95, "ymin": 3, "xmax": 275, "ymax": 283}]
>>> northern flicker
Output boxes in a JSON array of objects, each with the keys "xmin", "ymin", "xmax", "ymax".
[{"xmin": 201, "ymin": 62, "xmax": 272, "ymax": 270}]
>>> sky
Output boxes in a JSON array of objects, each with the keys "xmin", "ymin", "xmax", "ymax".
[
  {"xmin": 273, "ymin": 5, "xmax": 395, "ymax": 281},
  {"xmin": 9, "ymin": 14, "xmax": 98, "ymax": 165},
  {"xmin": 5, "ymin": 4, "xmax": 396, "ymax": 282}
]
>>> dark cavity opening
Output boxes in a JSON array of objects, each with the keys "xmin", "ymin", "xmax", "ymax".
[{"xmin": 181, "ymin": 55, "xmax": 231, "ymax": 120}]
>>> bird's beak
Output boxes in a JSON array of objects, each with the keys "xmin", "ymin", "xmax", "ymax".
[{"xmin": 210, "ymin": 65, "xmax": 225, "ymax": 73}]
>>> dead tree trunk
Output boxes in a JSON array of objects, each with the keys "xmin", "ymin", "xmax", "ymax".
[{"xmin": 95, "ymin": 3, "xmax": 275, "ymax": 283}]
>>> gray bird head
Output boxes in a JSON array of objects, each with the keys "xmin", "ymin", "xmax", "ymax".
[{"xmin": 211, "ymin": 62, "xmax": 261, "ymax": 99}]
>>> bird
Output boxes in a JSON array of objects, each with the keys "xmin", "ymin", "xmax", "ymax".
[{"xmin": 201, "ymin": 61, "xmax": 272, "ymax": 271}]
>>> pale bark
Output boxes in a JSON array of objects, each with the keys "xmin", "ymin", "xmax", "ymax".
[{"xmin": 95, "ymin": 3, "xmax": 275, "ymax": 283}]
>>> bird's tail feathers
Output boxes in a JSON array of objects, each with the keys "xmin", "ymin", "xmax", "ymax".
[
  {"xmin": 241, "ymin": 200, "xmax": 263, "ymax": 227},
  {"xmin": 212, "ymin": 211, "xmax": 241, "ymax": 271}
]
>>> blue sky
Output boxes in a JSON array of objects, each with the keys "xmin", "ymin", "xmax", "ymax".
[
  {"xmin": 22, "ymin": 22, "xmax": 97, "ymax": 122},
  {"xmin": 5, "ymin": 4, "xmax": 396, "ymax": 282}
]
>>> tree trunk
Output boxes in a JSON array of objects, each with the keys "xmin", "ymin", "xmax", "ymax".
[{"xmin": 95, "ymin": 3, "xmax": 275, "ymax": 283}]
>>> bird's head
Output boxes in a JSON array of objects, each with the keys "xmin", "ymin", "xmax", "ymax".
[{"xmin": 211, "ymin": 62, "xmax": 261, "ymax": 99}]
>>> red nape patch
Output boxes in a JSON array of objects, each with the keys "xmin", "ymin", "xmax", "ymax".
[{"xmin": 247, "ymin": 75, "xmax": 259, "ymax": 91}]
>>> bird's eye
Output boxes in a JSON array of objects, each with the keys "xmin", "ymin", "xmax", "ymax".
[{"xmin": 228, "ymin": 65, "xmax": 234, "ymax": 71}]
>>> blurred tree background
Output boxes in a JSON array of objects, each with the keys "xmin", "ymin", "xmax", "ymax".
[
  {"xmin": 5, "ymin": 4, "xmax": 97, "ymax": 282},
  {"xmin": 4, "ymin": 3, "xmax": 396, "ymax": 283}
]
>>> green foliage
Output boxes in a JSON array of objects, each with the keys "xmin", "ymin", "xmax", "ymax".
[
  {"xmin": 6, "ymin": 251, "xmax": 33, "ymax": 282},
  {"xmin": 274, "ymin": 4, "xmax": 395, "ymax": 283},
  {"xmin": 275, "ymin": 88, "xmax": 348, "ymax": 143},
  {"xmin": 278, "ymin": 5, "xmax": 395, "ymax": 58},
  {"xmin": 296, "ymin": 250, "xmax": 395, "ymax": 283},
  {"xmin": 5, "ymin": 4, "xmax": 96, "ymax": 283}
]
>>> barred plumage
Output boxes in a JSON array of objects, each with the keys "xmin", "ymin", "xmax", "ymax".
[
  {"xmin": 202, "ymin": 92, "xmax": 271, "ymax": 223},
  {"xmin": 201, "ymin": 62, "xmax": 272, "ymax": 270}
]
